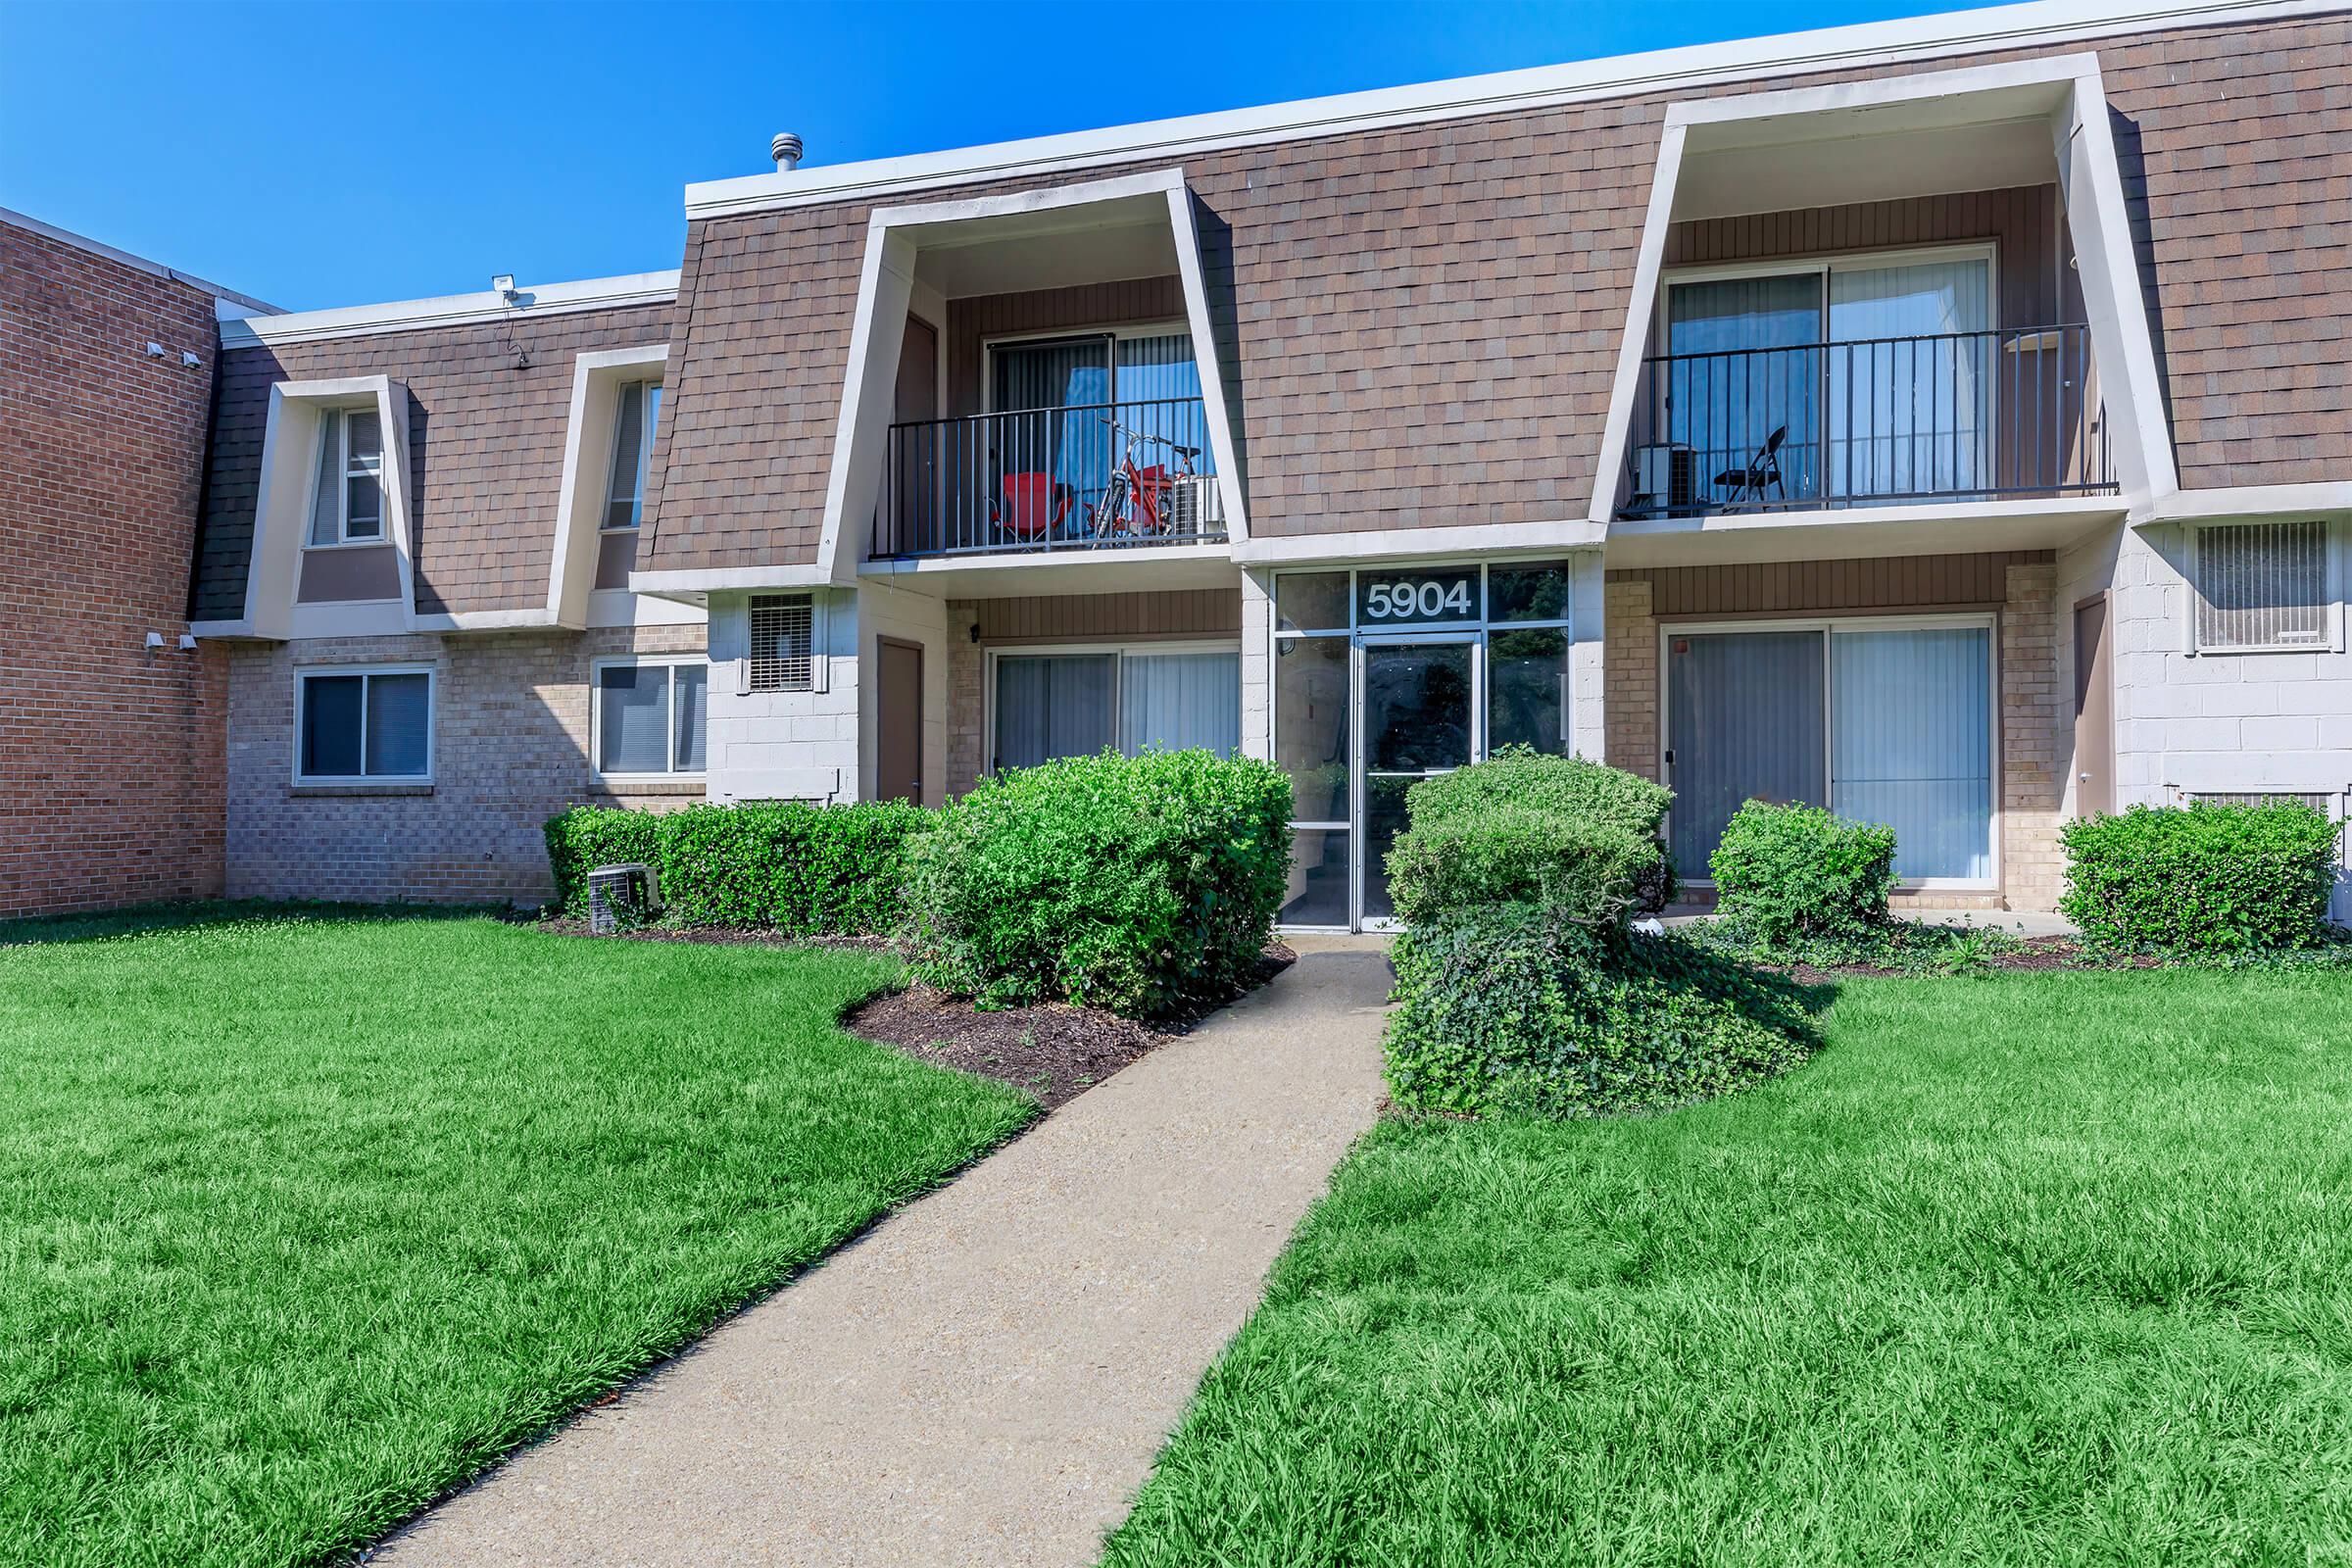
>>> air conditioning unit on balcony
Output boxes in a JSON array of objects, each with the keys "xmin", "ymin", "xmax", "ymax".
[{"xmin": 1633, "ymin": 444, "xmax": 1697, "ymax": 514}]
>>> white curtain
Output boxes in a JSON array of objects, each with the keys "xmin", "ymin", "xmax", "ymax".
[
  {"xmin": 1828, "ymin": 258, "xmax": 1992, "ymax": 498},
  {"xmin": 1118, "ymin": 652, "xmax": 1239, "ymax": 758},
  {"xmin": 994, "ymin": 654, "xmax": 1115, "ymax": 770},
  {"xmin": 1830, "ymin": 627, "xmax": 1991, "ymax": 880}
]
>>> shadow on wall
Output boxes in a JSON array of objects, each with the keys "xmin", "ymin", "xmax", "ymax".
[
  {"xmin": 1192, "ymin": 196, "xmax": 1251, "ymax": 507},
  {"xmin": 2105, "ymin": 106, "xmax": 2179, "ymax": 446}
]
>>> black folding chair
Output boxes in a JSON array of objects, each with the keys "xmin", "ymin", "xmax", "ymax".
[{"xmin": 1711, "ymin": 425, "xmax": 1788, "ymax": 509}]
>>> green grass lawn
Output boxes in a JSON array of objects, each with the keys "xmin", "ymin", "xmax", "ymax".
[
  {"xmin": 0, "ymin": 906, "xmax": 1033, "ymax": 1568},
  {"xmin": 1104, "ymin": 969, "xmax": 2352, "ymax": 1566}
]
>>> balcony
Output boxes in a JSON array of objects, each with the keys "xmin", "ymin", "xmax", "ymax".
[
  {"xmin": 1618, "ymin": 324, "xmax": 2115, "ymax": 520},
  {"xmin": 871, "ymin": 396, "xmax": 1229, "ymax": 561}
]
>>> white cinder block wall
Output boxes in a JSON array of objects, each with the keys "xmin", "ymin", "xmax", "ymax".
[
  {"xmin": 704, "ymin": 587, "xmax": 863, "ymax": 805},
  {"xmin": 2063, "ymin": 514, "xmax": 2352, "ymax": 921}
]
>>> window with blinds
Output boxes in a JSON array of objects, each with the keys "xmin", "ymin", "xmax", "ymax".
[
  {"xmin": 2194, "ymin": 520, "xmax": 2329, "ymax": 650},
  {"xmin": 749, "ymin": 594, "xmax": 814, "ymax": 692}
]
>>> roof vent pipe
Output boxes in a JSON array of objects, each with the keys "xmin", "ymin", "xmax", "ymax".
[{"xmin": 770, "ymin": 132, "xmax": 804, "ymax": 172}]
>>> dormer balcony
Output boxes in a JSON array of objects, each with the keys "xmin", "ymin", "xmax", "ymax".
[{"xmin": 872, "ymin": 393, "xmax": 1227, "ymax": 560}]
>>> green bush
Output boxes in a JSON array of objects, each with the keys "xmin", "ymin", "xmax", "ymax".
[
  {"xmin": 1385, "ymin": 904, "xmax": 1819, "ymax": 1117},
  {"xmin": 1386, "ymin": 749, "xmax": 1676, "ymax": 924},
  {"xmin": 544, "ymin": 807, "xmax": 667, "ymax": 916},
  {"xmin": 541, "ymin": 800, "xmax": 930, "ymax": 934},
  {"xmin": 900, "ymin": 750, "xmax": 1293, "ymax": 1017},
  {"xmin": 2060, "ymin": 801, "xmax": 2342, "ymax": 954},
  {"xmin": 661, "ymin": 800, "xmax": 930, "ymax": 933},
  {"xmin": 1710, "ymin": 801, "xmax": 1896, "ymax": 951}
]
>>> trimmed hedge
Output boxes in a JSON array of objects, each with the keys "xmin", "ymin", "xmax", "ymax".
[
  {"xmin": 542, "ymin": 800, "xmax": 930, "ymax": 934},
  {"xmin": 900, "ymin": 750, "xmax": 1293, "ymax": 1017},
  {"xmin": 1385, "ymin": 905, "xmax": 1818, "ymax": 1117},
  {"xmin": 2060, "ymin": 801, "xmax": 2341, "ymax": 954},
  {"xmin": 1709, "ymin": 800, "xmax": 1896, "ymax": 951},
  {"xmin": 1387, "ymin": 750, "xmax": 1676, "ymax": 924}
]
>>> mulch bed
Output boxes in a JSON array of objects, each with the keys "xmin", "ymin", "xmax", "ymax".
[
  {"xmin": 1777, "ymin": 935, "xmax": 2163, "ymax": 984},
  {"xmin": 534, "ymin": 915, "xmax": 1293, "ymax": 1111}
]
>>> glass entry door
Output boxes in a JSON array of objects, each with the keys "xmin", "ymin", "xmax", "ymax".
[{"xmin": 1358, "ymin": 638, "xmax": 1477, "ymax": 924}]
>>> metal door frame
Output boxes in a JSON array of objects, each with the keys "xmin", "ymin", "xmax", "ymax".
[{"xmin": 1353, "ymin": 630, "xmax": 1485, "ymax": 932}]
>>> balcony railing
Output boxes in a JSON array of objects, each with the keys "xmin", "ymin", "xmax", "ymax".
[
  {"xmin": 871, "ymin": 395, "xmax": 1227, "ymax": 560},
  {"xmin": 1618, "ymin": 324, "xmax": 2115, "ymax": 520}
]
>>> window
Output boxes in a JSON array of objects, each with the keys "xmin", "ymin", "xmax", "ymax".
[
  {"xmin": 2192, "ymin": 520, "xmax": 2331, "ymax": 651},
  {"xmin": 308, "ymin": 407, "xmax": 385, "ymax": 546},
  {"xmin": 594, "ymin": 660, "xmax": 707, "ymax": 776},
  {"xmin": 991, "ymin": 645, "xmax": 1239, "ymax": 772},
  {"xmin": 296, "ymin": 666, "xmax": 431, "ymax": 782},
  {"xmin": 985, "ymin": 327, "xmax": 1213, "ymax": 520},
  {"xmin": 749, "ymin": 594, "xmax": 814, "ymax": 692},
  {"xmin": 603, "ymin": 380, "xmax": 663, "ymax": 529}
]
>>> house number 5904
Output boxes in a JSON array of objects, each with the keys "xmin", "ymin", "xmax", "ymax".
[{"xmin": 1365, "ymin": 578, "xmax": 1473, "ymax": 619}]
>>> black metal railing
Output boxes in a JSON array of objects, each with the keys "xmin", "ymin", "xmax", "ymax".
[
  {"xmin": 872, "ymin": 395, "xmax": 1227, "ymax": 559},
  {"xmin": 1618, "ymin": 324, "xmax": 2114, "ymax": 519}
]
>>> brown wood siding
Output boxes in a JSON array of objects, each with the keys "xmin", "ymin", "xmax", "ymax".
[
  {"xmin": 1609, "ymin": 550, "xmax": 2053, "ymax": 617},
  {"xmin": 966, "ymin": 587, "xmax": 1239, "ymax": 644},
  {"xmin": 943, "ymin": 276, "xmax": 1186, "ymax": 418},
  {"xmin": 1661, "ymin": 185, "xmax": 2076, "ymax": 333}
]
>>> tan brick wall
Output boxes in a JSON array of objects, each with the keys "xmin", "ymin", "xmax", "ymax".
[
  {"xmin": 1603, "ymin": 578, "xmax": 1659, "ymax": 781},
  {"xmin": 2000, "ymin": 562, "xmax": 2067, "ymax": 911},
  {"xmin": 224, "ymin": 625, "xmax": 704, "ymax": 906},
  {"xmin": 945, "ymin": 603, "xmax": 983, "ymax": 799},
  {"xmin": 1601, "ymin": 552, "xmax": 2072, "ymax": 909},
  {"xmin": 0, "ymin": 220, "xmax": 226, "ymax": 917}
]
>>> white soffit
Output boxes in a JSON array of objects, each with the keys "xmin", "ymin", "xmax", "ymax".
[{"xmin": 682, "ymin": 0, "xmax": 2329, "ymax": 218}]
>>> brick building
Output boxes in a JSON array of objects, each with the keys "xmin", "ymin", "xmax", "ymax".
[
  {"xmin": 0, "ymin": 212, "xmax": 270, "ymax": 916},
  {"xmin": 14, "ymin": 0, "xmax": 2351, "ymax": 923}
]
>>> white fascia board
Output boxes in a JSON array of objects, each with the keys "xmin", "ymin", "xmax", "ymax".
[
  {"xmin": 1232, "ymin": 520, "xmax": 1609, "ymax": 566},
  {"xmin": 1588, "ymin": 119, "xmax": 1687, "ymax": 524},
  {"xmin": 1663, "ymin": 51, "xmax": 2094, "ymax": 127},
  {"xmin": 627, "ymin": 564, "xmax": 835, "ymax": 596},
  {"xmin": 187, "ymin": 618, "xmax": 260, "ymax": 640},
  {"xmin": 2136, "ymin": 482, "xmax": 2352, "ymax": 524},
  {"xmin": 550, "ymin": 344, "xmax": 670, "ymax": 628},
  {"xmin": 682, "ymin": 0, "xmax": 2328, "ymax": 218},
  {"xmin": 408, "ymin": 609, "xmax": 557, "ymax": 633},
  {"xmin": 220, "ymin": 270, "xmax": 678, "ymax": 349}
]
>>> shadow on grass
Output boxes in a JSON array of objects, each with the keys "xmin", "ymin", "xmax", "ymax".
[{"xmin": 0, "ymin": 898, "xmax": 509, "ymax": 948}]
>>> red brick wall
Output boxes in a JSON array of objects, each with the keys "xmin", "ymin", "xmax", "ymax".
[{"xmin": 0, "ymin": 220, "xmax": 227, "ymax": 916}]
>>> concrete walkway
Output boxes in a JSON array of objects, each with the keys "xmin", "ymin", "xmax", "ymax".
[{"xmin": 378, "ymin": 936, "xmax": 1393, "ymax": 1568}]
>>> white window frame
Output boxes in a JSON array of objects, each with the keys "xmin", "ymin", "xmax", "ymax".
[
  {"xmin": 2181, "ymin": 517, "xmax": 2347, "ymax": 656},
  {"xmin": 1653, "ymin": 612, "xmax": 2001, "ymax": 892},
  {"xmin": 982, "ymin": 638, "xmax": 1242, "ymax": 777},
  {"xmin": 308, "ymin": 405, "xmax": 388, "ymax": 550},
  {"xmin": 979, "ymin": 319, "xmax": 1195, "ymax": 416},
  {"xmin": 590, "ymin": 656, "xmax": 710, "ymax": 780},
  {"xmin": 602, "ymin": 379, "xmax": 663, "ymax": 532},
  {"xmin": 1269, "ymin": 560, "xmax": 1582, "ymax": 932},
  {"xmin": 292, "ymin": 662, "xmax": 435, "ymax": 785},
  {"xmin": 1655, "ymin": 242, "xmax": 2003, "ymax": 340}
]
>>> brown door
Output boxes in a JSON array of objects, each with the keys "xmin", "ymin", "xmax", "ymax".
[
  {"xmin": 2073, "ymin": 595, "xmax": 2114, "ymax": 817},
  {"xmin": 877, "ymin": 637, "xmax": 924, "ymax": 804}
]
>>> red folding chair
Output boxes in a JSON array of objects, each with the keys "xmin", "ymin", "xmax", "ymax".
[{"xmin": 995, "ymin": 473, "xmax": 1069, "ymax": 542}]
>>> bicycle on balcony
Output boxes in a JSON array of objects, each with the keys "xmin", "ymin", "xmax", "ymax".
[{"xmin": 1087, "ymin": 415, "xmax": 1205, "ymax": 543}]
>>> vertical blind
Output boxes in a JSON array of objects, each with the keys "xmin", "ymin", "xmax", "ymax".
[
  {"xmin": 1829, "ymin": 627, "xmax": 1992, "ymax": 880},
  {"xmin": 1666, "ymin": 630, "xmax": 1828, "ymax": 876},
  {"xmin": 1828, "ymin": 258, "xmax": 1992, "ymax": 497},
  {"xmin": 1667, "ymin": 273, "xmax": 1825, "ymax": 502},
  {"xmin": 996, "ymin": 649, "xmax": 1239, "ymax": 771}
]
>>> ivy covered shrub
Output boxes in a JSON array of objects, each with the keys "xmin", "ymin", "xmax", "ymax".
[
  {"xmin": 542, "ymin": 800, "xmax": 930, "ymax": 934},
  {"xmin": 900, "ymin": 750, "xmax": 1293, "ymax": 1017},
  {"xmin": 1709, "ymin": 801, "xmax": 1896, "ymax": 952},
  {"xmin": 1387, "ymin": 748, "xmax": 1676, "ymax": 921},
  {"xmin": 1385, "ymin": 905, "xmax": 1820, "ymax": 1117},
  {"xmin": 2061, "ymin": 801, "xmax": 2342, "ymax": 955}
]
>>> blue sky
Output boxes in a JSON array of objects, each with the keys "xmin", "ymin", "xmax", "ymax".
[{"xmin": 2, "ymin": 0, "xmax": 1961, "ymax": 311}]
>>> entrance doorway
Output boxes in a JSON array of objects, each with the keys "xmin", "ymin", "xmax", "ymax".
[
  {"xmin": 876, "ymin": 637, "xmax": 924, "ymax": 804},
  {"xmin": 1359, "ymin": 638, "xmax": 1477, "ymax": 923}
]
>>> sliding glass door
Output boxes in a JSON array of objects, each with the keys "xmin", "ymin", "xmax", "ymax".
[
  {"xmin": 1666, "ymin": 619, "xmax": 1993, "ymax": 884},
  {"xmin": 1826, "ymin": 257, "xmax": 1993, "ymax": 498}
]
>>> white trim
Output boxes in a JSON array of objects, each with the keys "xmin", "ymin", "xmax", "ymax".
[
  {"xmin": 0, "ymin": 205, "xmax": 278, "ymax": 313},
  {"xmin": 589, "ymin": 655, "xmax": 711, "ymax": 781},
  {"xmin": 408, "ymin": 609, "xmax": 554, "ymax": 633},
  {"xmin": 292, "ymin": 662, "xmax": 436, "ymax": 786},
  {"xmin": 628, "ymin": 564, "xmax": 834, "ymax": 598},
  {"xmin": 978, "ymin": 319, "xmax": 1192, "ymax": 415},
  {"xmin": 242, "ymin": 375, "xmax": 419, "ymax": 638},
  {"xmin": 682, "ymin": 1, "xmax": 2328, "ymax": 218},
  {"xmin": 982, "ymin": 638, "xmax": 1243, "ymax": 778},
  {"xmin": 1592, "ymin": 120, "xmax": 1688, "ymax": 524},
  {"xmin": 551, "ymin": 344, "xmax": 671, "ymax": 628},
  {"xmin": 188, "ymin": 618, "xmax": 257, "ymax": 639},
  {"xmin": 1656, "ymin": 612, "xmax": 2003, "ymax": 891},
  {"xmin": 2139, "ymin": 483, "xmax": 2352, "ymax": 523},
  {"xmin": 220, "ymin": 270, "xmax": 678, "ymax": 349},
  {"xmin": 1235, "ymin": 520, "xmax": 1607, "ymax": 566}
]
